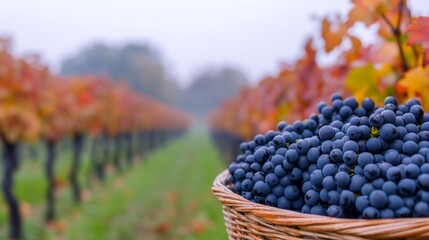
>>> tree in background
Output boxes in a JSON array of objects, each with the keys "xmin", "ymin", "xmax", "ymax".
[
  {"xmin": 61, "ymin": 43, "xmax": 181, "ymax": 105},
  {"xmin": 181, "ymin": 66, "xmax": 248, "ymax": 115}
]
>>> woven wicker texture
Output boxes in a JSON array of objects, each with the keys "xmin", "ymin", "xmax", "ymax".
[{"xmin": 212, "ymin": 170, "xmax": 429, "ymax": 240}]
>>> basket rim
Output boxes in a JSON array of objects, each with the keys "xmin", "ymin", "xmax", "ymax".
[{"xmin": 212, "ymin": 169, "xmax": 429, "ymax": 238}]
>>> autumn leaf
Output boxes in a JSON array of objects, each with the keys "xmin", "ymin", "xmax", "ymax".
[
  {"xmin": 322, "ymin": 17, "xmax": 348, "ymax": 53},
  {"xmin": 344, "ymin": 64, "xmax": 394, "ymax": 104},
  {"xmin": 407, "ymin": 17, "xmax": 429, "ymax": 48},
  {"xmin": 396, "ymin": 66, "xmax": 429, "ymax": 109}
]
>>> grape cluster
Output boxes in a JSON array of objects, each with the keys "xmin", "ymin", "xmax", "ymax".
[{"xmin": 228, "ymin": 93, "xmax": 429, "ymax": 219}]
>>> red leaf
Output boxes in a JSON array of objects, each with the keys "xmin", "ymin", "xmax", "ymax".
[{"xmin": 407, "ymin": 17, "xmax": 429, "ymax": 49}]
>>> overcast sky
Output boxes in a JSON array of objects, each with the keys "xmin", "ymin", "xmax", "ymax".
[{"xmin": 1, "ymin": 1, "xmax": 428, "ymax": 87}]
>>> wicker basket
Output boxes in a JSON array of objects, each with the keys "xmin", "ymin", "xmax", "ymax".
[{"xmin": 212, "ymin": 169, "xmax": 429, "ymax": 240}]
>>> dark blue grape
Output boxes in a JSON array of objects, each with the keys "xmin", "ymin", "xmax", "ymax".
[
  {"xmin": 364, "ymin": 163, "xmax": 380, "ymax": 180},
  {"xmin": 304, "ymin": 190, "xmax": 320, "ymax": 206},
  {"xmin": 301, "ymin": 204, "xmax": 311, "ymax": 213},
  {"xmin": 310, "ymin": 169, "xmax": 324, "ymax": 187},
  {"xmin": 402, "ymin": 113, "xmax": 416, "ymax": 125},
  {"xmin": 234, "ymin": 182, "xmax": 242, "ymax": 192},
  {"xmin": 272, "ymin": 185, "xmax": 285, "ymax": 197},
  {"xmin": 285, "ymin": 149, "xmax": 299, "ymax": 164},
  {"xmin": 317, "ymin": 154, "xmax": 330, "ymax": 169},
  {"xmin": 265, "ymin": 173, "xmax": 280, "ymax": 187},
  {"xmin": 362, "ymin": 97, "xmax": 375, "ymax": 112},
  {"xmin": 272, "ymin": 135, "xmax": 286, "ymax": 148},
  {"xmin": 369, "ymin": 114, "xmax": 384, "ymax": 128},
  {"xmin": 331, "ymin": 120, "xmax": 344, "ymax": 130},
  {"xmin": 403, "ymin": 132, "xmax": 419, "ymax": 143},
  {"xmin": 398, "ymin": 178, "xmax": 417, "ymax": 196},
  {"xmin": 363, "ymin": 207, "xmax": 380, "ymax": 219},
  {"xmin": 302, "ymin": 181, "xmax": 313, "ymax": 193},
  {"xmin": 242, "ymin": 191, "xmax": 253, "ymax": 200},
  {"xmin": 292, "ymin": 197, "xmax": 305, "ymax": 210},
  {"xmin": 330, "ymin": 93, "xmax": 342, "ymax": 102},
  {"xmin": 328, "ymin": 190, "xmax": 340, "ymax": 205},
  {"xmin": 262, "ymin": 162, "xmax": 275, "ymax": 173},
  {"xmin": 346, "ymin": 125, "xmax": 361, "ymax": 140},
  {"xmin": 382, "ymin": 181, "xmax": 397, "ymax": 195},
  {"xmin": 254, "ymin": 148, "xmax": 269, "ymax": 163},
  {"xmin": 372, "ymin": 178, "xmax": 385, "ymax": 189},
  {"xmin": 330, "ymin": 149, "xmax": 343, "ymax": 163},
  {"xmin": 340, "ymin": 105, "xmax": 353, "ymax": 119},
  {"xmin": 421, "ymin": 122, "xmax": 429, "ymax": 131},
  {"xmin": 265, "ymin": 194, "xmax": 278, "ymax": 206},
  {"xmin": 385, "ymin": 150, "xmax": 401, "ymax": 166},
  {"xmin": 344, "ymin": 97, "xmax": 358, "ymax": 109},
  {"xmin": 417, "ymin": 174, "xmax": 429, "ymax": 190},
  {"xmin": 234, "ymin": 168, "xmax": 245, "ymax": 180},
  {"xmin": 380, "ymin": 209, "xmax": 395, "ymax": 219},
  {"xmin": 322, "ymin": 106, "xmax": 334, "ymax": 119},
  {"xmin": 327, "ymin": 205, "xmax": 343, "ymax": 217},
  {"xmin": 297, "ymin": 155, "xmax": 311, "ymax": 170},
  {"xmin": 414, "ymin": 202, "xmax": 429, "ymax": 217},
  {"xmin": 335, "ymin": 171, "xmax": 350, "ymax": 187},
  {"xmin": 310, "ymin": 205, "xmax": 326, "ymax": 216},
  {"xmin": 274, "ymin": 165, "xmax": 287, "ymax": 178},
  {"xmin": 403, "ymin": 141, "xmax": 419, "ymax": 155},
  {"xmin": 271, "ymin": 154, "xmax": 285, "ymax": 165},
  {"xmin": 250, "ymin": 162, "xmax": 262, "ymax": 172},
  {"xmin": 369, "ymin": 190, "xmax": 388, "ymax": 209},
  {"xmin": 343, "ymin": 140, "xmax": 359, "ymax": 153},
  {"xmin": 252, "ymin": 171, "xmax": 265, "ymax": 182},
  {"xmin": 277, "ymin": 121, "xmax": 287, "ymax": 131},
  {"xmin": 296, "ymin": 140, "xmax": 309, "ymax": 155},
  {"xmin": 358, "ymin": 152, "xmax": 375, "ymax": 167},
  {"xmin": 384, "ymin": 103, "xmax": 397, "ymax": 112},
  {"xmin": 384, "ymin": 96, "xmax": 398, "ymax": 106},
  {"xmin": 280, "ymin": 175, "xmax": 292, "ymax": 187},
  {"xmin": 405, "ymin": 164, "xmax": 420, "ymax": 179},
  {"xmin": 361, "ymin": 183, "xmax": 375, "ymax": 196},
  {"xmin": 410, "ymin": 105, "xmax": 424, "ymax": 120},
  {"xmin": 289, "ymin": 168, "xmax": 303, "ymax": 181},
  {"xmin": 405, "ymin": 123, "xmax": 419, "ymax": 133},
  {"xmin": 343, "ymin": 150, "xmax": 357, "ymax": 166},
  {"xmin": 379, "ymin": 123, "xmax": 398, "ymax": 142},
  {"xmin": 277, "ymin": 196, "xmax": 292, "ymax": 209},
  {"xmin": 418, "ymin": 190, "xmax": 429, "ymax": 203},
  {"xmin": 388, "ymin": 195, "xmax": 404, "ymax": 210},
  {"xmin": 381, "ymin": 110, "xmax": 396, "ymax": 124},
  {"xmin": 307, "ymin": 147, "xmax": 320, "ymax": 163},
  {"xmin": 355, "ymin": 107, "xmax": 367, "ymax": 117},
  {"xmin": 322, "ymin": 176, "xmax": 336, "ymax": 191},
  {"xmin": 305, "ymin": 119, "xmax": 318, "ymax": 131},
  {"xmin": 284, "ymin": 185, "xmax": 300, "ymax": 200},
  {"xmin": 386, "ymin": 166, "xmax": 403, "ymax": 182},
  {"xmin": 252, "ymin": 181, "xmax": 271, "ymax": 196},
  {"xmin": 340, "ymin": 190, "xmax": 355, "ymax": 208},
  {"xmin": 411, "ymin": 154, "xmax": 425, "ymax": 166},
  {"xmin": 319, "ymin": 126, "xmax": 336, "ymax": 141},
  {"xmin": 359, "ymin": 125, "xmax": 371, "ymax": 139},
  {"xmin": 395, "ymin": 206, "xmax": 411, "ymax": 217},
  {"xmin": 241, "ymin": 179, "xmax": 254, "ymax": 191},
  {"xmin": 389, "ymin": 140, "xmax": 403, "ymax": 153},
  {"xmin": 355, "ymin": 195, "xmax": 369, "ymax": 212},
  {"xmin": 322, "ymin": 163, "xmax": 338, "ymax": 177},
  {"xmin": 350, "ymin": 174, "xmax": 366, "ymax": 192}
]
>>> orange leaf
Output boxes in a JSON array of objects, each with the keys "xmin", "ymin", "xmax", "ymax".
[
  {"xmin": 407, "ymin": 17, "xmax": 429, "ymax": 49},
  {"xmin": 322, "ymin": 18, "xmax": 347, "ymax": 53}
]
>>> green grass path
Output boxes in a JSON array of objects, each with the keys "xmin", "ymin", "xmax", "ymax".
[{"xmin": 0, "ymin": 126, "xmax": 228, "ymax": 240}]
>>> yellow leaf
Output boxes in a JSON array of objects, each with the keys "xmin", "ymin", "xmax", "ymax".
[{"xmin": 396, "ymin": 66, "xmax": 429, "ymax": 109}]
